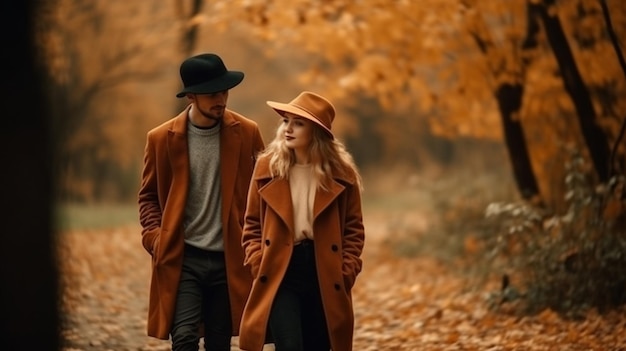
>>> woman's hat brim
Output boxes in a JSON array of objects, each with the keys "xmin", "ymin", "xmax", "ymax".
[
  {"xmin": 176, "ymin": 71, "xmax": 244, "ymax": 98},
  {"xmin": 267, "ymin": 101, "xmax": 334, "ymax": 139}
]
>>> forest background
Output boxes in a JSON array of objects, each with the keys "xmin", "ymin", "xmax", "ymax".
[
  {"xmin": 27, "ymin": 0, "xmax": 626, "ymax": 349},
  {"xmin": 39, "ymin": 0, "xmax": 626, "ymax": 208}
]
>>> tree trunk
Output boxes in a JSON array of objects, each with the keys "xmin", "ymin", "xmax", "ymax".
[
  {"xmin": 495, "ymin": 83, "xmax": 542, "ymax": 201},
  {"xmin": 599, "ymin": 0, "xmax": 626, "ymax": 178},
  {"xmin": 466, "ymin": 0, "xmax": 543, "ymax": 202},
  {"xmin": 174, "ymin": 0, "xmax": 205, "ymax": 113},
  {"xmin": 539, "ymin": 0, "xmax": 611, "ymax": 182},
  {"xmin": 178, "ymin": 0, "xmax": 204, "ymax": 56}
]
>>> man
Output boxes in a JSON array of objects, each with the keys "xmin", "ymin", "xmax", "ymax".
[{"xmin": 138, "ymin": 53, "xmax": 265, "ymax": 351}]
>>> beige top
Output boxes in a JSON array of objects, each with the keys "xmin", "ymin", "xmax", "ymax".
[{"xmin": 289, "ymin": 164, "xmax": 316, "ymax": 243}]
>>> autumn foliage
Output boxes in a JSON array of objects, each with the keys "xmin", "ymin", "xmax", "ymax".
[
  {"xmin": 37, "ymin": 0, "xmax": 626, "ymax": 329},
  {"xmin": 485, "ymin": 150, "xmax": 626, "ymax": 313}
]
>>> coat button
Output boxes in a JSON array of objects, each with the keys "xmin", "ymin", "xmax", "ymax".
[
  {"xmin": 265, "ymin": 239, "xmax": 270, "ymax": 246},
  {"xmin": 334, "ymin": 283, "xmax": 341, "ymax": 291},
  {"xmin": 331, "ymin": 244, "xmax": 338, "ymax": 252},
  {"xmin": 260, "ymin": 275, "xmax": 268, "ymax": 283}
]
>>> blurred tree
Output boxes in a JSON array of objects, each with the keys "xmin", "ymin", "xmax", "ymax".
[
  {"xmin": 209, "ymin": 0, "xmax": 506, "ymax": 175},
  {"xmin": 462, "ymin": 0, "xmax": 543, "ymax": 203},
  {"xmin": 211, "ymin": 0, "xmax": 626, "ymax": 208},
  {"xmin": 173, "ymin": 0, "xmax": 205, "ymax": 112},
  {"xmin": 36, "ymin": 0, "xmax": 176, "ymax": 202},
  {"xmin": 34, "ymin": 0, "xmax": 626, "ymax": 207},
  {"xmin": 599, "ymin": 0, "xmax": 626, "ymax": 178},
  {"xmin": 539, "ymin": 0, "xmax": 612, "ymax": 183},
  {"xmin": 176, "ymin": 0, "xmax": 204, "ymax": 56}
]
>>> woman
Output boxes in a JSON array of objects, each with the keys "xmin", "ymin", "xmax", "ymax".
[{"xmin": 238, "ymin": 91, "xmax": 365, "ymax": 351}]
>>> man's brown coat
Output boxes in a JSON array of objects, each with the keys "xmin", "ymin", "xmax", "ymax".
[{"xmin": 137, "ymin": 106, "xmax": 265, "ymax": 339}]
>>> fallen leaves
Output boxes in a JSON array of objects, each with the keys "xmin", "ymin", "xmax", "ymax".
[
  {"xmin": 58, "ymin": 226, "xmax": 170, "ymax": 351},
  {"xmin": 57, "ymin": 223, "xmax": 626, "ymax": 350}
]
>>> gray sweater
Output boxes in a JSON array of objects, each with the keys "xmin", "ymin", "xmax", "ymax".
[{"xmin": 183, "ymin": 121, "xmax": 223, "ymax": 251}]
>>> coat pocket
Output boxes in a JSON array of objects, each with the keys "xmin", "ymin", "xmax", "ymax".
[{"xmin": 141, "ymin": 227, "xmax": 160, "ymax": 255}]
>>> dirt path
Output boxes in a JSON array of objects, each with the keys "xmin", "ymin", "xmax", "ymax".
[{"xmin": 58, "ymin": 214, "xmax": 626, "ymax": 350}]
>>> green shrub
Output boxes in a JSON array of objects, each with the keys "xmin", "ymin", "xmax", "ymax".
[{"xmin": 485, "ymin": 150, "xmax": 626, "ymax": 314}]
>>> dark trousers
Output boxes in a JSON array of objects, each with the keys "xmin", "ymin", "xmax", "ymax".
[
  {"xmin": 171, "ymin": 244, "xmax": 232, "ymax": 351},
  {"xmin": 269, "ymin": 240, "xmax": 331, "ymax": 351}
]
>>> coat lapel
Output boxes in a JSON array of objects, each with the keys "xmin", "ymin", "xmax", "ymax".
[
  {"xmin": 166, "ymin": 106, "xmax": 191, "ymax": 215},
  {"xmin": 220, "ymin": 110, "xmax": 241, "ymax": 227},
  {"xmin": 259, "ymin": 177, "xmax": 346, "ymax": 236},
  {"xmin": 259, "ymin": 178, "xmax": 295, "ymax": 237},
  {"xmin": 313, "ymin": 180, "xmax": 345, "ymax": 220}
]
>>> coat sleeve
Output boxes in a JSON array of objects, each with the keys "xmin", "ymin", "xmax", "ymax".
[
  {"xmin": 341, "ymin": 182, "xmax": 365, "ymax": 290},
  {"xmin": 252, "ymin": 126, "xmax": 265, "ymax": 159},
  {"xmin": 242, "ymin": 169, "xmax": 263, "ymax": 278},
  {"xmin": 137, "ymin": 131, "xmax": 162, "ymax": 255}
]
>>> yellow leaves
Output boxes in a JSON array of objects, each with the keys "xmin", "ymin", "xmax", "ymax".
[
  {"xmin": 576, "ymin": 41, "xmax": 622, "ymax": 85},
  {"xmin": 58, "ymin": 226, "xmax": 167, "ymax": 350},
  {"xmin": 38, "ymin": 31, "xmax": 70, "ymax": 84},
  {"xmin": 430, "ymin": 96, "xmax": 502, "ymax": 140},
  {"xmin": 537, "ymin": 307, "xmax": 560, "ymax": 323},
  {"xmin": 464, "ymin": 234, "xmax": 482, "ymax": 255},
  {"xmin": 185, "ymin": 13, "xmax": 208, "ymax": 29},
  {"xmin": 40, "ymin": 0, "xmax": 626, "ymax": 204},
  {"xmin": 58, "ymin": 214, "xmax": 626, "ymax": 350},
  {"xmin": 219, "ymin": 0, "xmax": 464, "ymax": 110}
]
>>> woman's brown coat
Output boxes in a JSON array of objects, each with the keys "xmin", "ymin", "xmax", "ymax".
[
  {"xmin": 238, "ymin": 156, "xmax": 365, "ymax": 351},
  {"xmin": 137, "ymin": 106, "xmax": 265, "ymax": 339}
]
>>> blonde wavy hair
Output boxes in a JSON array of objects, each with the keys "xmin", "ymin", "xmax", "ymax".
[{"xmin": 260, "ymin": 119, "xmax": 363, "ymax": 192}]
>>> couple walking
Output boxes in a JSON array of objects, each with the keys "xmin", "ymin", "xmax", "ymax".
[{"xmin": 138, "ymin": 53, "xmax": 365, "ymax": 351}]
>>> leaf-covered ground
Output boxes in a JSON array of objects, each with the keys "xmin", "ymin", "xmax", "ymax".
[{"xmin": 58, "ymin": 214, "xmax": 626, "ymax": 350}]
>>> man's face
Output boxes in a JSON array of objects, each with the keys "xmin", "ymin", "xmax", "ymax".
[{"xmin": 193, "ymin": 90, "xmax": 229, "ymax": 121}]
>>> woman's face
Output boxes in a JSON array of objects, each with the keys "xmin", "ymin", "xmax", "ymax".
[{"xmin": 282, "ymin": 112, "xmax": 314, "ymax": 153}]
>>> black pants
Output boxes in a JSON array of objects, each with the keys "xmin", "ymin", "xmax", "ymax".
[
  {"xmin": 171, "ymin": 245, "xmax": 232, "ymax": 351},
  {"xmin": 269, "ymin": 240, "xmax": 331, "ymax": 351}
]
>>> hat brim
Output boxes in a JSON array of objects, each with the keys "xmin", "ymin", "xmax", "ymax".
[
  {"xmin": 266, "ymin": 101, "xmax": 334, "ymax": 139},
  {"xmin": 176, "ymin": 71, "xmax": 244, "ymax": 98}
]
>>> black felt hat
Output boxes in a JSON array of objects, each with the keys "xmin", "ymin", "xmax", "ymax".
[{"xmin": 176, "ymin": 53, "xmax": 244, "ymax": 98}]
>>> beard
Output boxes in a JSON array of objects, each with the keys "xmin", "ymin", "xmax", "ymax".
[{"xmin": 197, "ymin": 104, "xmax": 225, "ymax": 122}]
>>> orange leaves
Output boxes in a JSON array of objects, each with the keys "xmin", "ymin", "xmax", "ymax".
[
  {"xmin": 463, "ymin": 234, "xmax": 482, "ymax": 255},
  {"xmin": 58, "ymin": 226, "xmax": 165, "ymax": 350},
  {"xmin": 58, "ymin": 218, "xmax": 626, "ymax": 350},
  {"xmin": 211, "ymin": 0, "xmax": 626, "ymax": 162},
  {"xmin": 38, "ymin": 0, "xmax": 626, "ymax": 204},
  {"xmin": 215, "ymin": 0, "xmax": 465, "ymax": 117}
]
